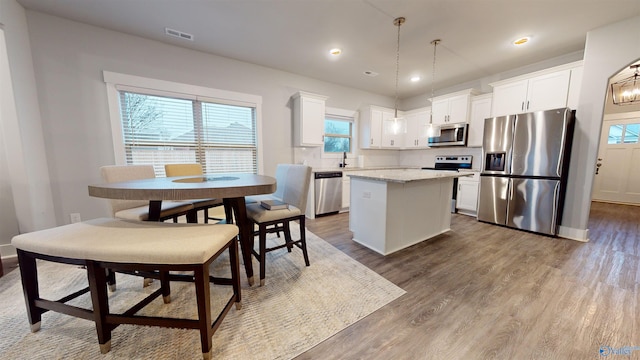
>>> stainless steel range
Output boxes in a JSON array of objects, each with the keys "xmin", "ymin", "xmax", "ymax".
[{"xmin": 422, "ymin": 155, "xmax": 473, "ymax": 212}]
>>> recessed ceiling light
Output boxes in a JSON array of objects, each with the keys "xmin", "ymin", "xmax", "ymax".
[
  {"xmin": 411, "ymin": 76, "xmax": 421, "ymax": 82},
  {"xmin": 329, "ymin": 48, "xmax": 342, "ymax": 56},
  {"xmin": 513, "ymin": 37, "xmax": 530, "ymax": 46}
]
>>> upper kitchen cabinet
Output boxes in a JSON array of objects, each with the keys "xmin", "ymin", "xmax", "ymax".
[
  {"xmin": 490, "ymin": 61, "xmax": 583, "ymax": 117},
  {"xmin": 430, "ymin": 89, "xmax": 479, "ymax": 125},
  {"xmin": 292, "ymin": 91, "xmax": 328, "ymax": 147},
  {"xmin": 360, "ymin": 105, "xmax": 400, "ymax": 149},
  {"xmin": 404, "ymin": 107, "xmax": 430, "ymax": 148},
  {"xmin": 381, "ymin": 111, "xmax": 405, "ymax": 148},
  {"xmin": 467, "ymin": 94, "xmax": 492, "ymax": 147}
]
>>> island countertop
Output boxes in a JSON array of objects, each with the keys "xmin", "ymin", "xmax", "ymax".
[{"xmin": 346, "ymin": 169, "xmax": 472, "ymax": 183}]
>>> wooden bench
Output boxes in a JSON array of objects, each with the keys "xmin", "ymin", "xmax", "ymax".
[{"xmin": 11, "ymin": 218, "xmax": 241, "ymax": 360}]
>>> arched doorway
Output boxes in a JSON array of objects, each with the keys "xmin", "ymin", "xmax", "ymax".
[{"xmin": 592, "ymin": 59, "xmax": 640, "ymax": 205}]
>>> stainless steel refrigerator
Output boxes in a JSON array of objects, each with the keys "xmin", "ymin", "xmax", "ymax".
[{"xmin": 477, "ymin": 107, "xmax": 575, "ymax": 236}]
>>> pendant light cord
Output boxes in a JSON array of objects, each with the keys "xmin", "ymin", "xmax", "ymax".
[
  {"xmin": 430, "ymin": 39, "xmax": 440, "ymax": 124},
  {"xmin": 393, "ymin": 17, "xmax": 404, "ymax": 119}
]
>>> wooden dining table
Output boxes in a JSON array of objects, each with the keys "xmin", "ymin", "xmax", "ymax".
[{"xmin": 88, "ymin": 173, "xmax": 277, "ymax": 286}]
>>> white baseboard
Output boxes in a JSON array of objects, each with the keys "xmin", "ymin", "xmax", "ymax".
[
  {"xmin": 0, "ymin": 243, "xmax": 17, "ymax": 258},
  {"xmin": 558, "ymin": 226, "xmax": 590, "ymax": 242}
]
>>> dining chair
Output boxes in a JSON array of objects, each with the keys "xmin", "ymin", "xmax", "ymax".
[
  {"xmin": 245, "ymin": 164, "xmax": 312, "ymax": 286},
  {"xmin": 100, "ymin": 165, "xmax": 195, "ymax": 222},
  {"xmin": 164, "ymin": 163, "xmax": 227, "ymax": 223}
]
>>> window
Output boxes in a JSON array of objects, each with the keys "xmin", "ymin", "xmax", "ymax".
[
  {"xmin": 104, "ymin": 72, "xmax": 262, "ymax": 176},
  {"xmin": 323, "ymin": 116, "xmax": 352, "ymax": 154},
  {"xmin": 608, "ymin": 123, "xmax": 639, "ymax": 144}
]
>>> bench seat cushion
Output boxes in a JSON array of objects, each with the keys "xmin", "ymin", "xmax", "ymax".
[{"xmin": 11, "ymin": 218, "xmax": 238, "ymax": 265}]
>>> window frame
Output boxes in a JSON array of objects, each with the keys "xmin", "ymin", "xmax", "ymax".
[
  {"xmin": 104, "ymin": 71, "xmax": 264, "ymax": 174},
  {"xmin": 322, "ymin": 107, "xmax": 358, "ymax": 159}
]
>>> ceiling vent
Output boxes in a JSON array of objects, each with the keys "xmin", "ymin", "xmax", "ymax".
[
  {"xmin": 165, "ymin": 28, "xmax": 194, "ymax": 41},
  {"xmin": 363, "ymin": 70, "xmax": 379, "ymax": 77}
]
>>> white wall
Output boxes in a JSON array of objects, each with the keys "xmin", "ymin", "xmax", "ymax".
[
  {"xmin": 4, "ymin": 4, "xmax": 638, "ymax": 252},
  {"xmin": 0, "ymin": 0, "xmax": 56, "ymax": 257},
  {"xmin": 22, "ymin": 10, "xmax": 395, "ymax": 224},
  {"xmin": 561, "ymin": 15, "xmax": 640, "ymax": 239}
]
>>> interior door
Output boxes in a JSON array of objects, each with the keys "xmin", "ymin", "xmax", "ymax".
[{"xmin": 592, "ymin": 117, "xmax": 640, "ymax": 204}]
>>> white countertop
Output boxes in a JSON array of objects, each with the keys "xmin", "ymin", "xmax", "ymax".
[
  {"xmin": 312, "ymin": 165, "xmax": 414, "ymax": 173},
  {"xmin": 347, "ymin": 169, "xmax": 473, "ymax": 183}
]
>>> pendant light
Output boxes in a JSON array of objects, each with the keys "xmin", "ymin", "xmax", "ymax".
[
  {"xmin": 611, "ymin": 64, "xmax": 640, "ymax": 105},
  {"xmin": 427, "ymin": 39, "xmax": 442, "ymax": 138},
  {"xmin": 391, "ymin": 17, "xmax": 405, "ymax": 134}
]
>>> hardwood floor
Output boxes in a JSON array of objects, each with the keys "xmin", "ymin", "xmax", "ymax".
[
  {"xmin": 298, "ymin": 202, "xmax": 640, "ymax": 360},
  {"xmin": 2, "ymin": 202, "xmax": 637, "ymax": 359}
]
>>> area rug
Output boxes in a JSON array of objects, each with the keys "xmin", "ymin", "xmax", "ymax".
[{"xmin": 0, "ymin": 228, "xmax": 405, "ymax": 359}]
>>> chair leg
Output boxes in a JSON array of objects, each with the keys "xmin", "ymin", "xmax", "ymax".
[
  {"xmin": 259, "ymin": 224, "xmax": 267, "ymax": 287},
  {"xmin": 160, "ymin": 270, "xmax": 171, "ymax": 304},
  {"xmin": 299, "ymin": 217, "xmax": 310, "ymax": 266},
  {"xmin": 203, "ymin": 209, "xmax": 209, "ymax": 224},
  {"xmin": 106, "ymin": 269, "xmax": 117, "ymax": 292},
  {"xmin": 283, "ymin": 221, "xmax": 293, "ymax": 253}
]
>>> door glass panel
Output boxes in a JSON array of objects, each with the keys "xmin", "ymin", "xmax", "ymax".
[
  {"xmin": 608, "ymin": 124, "xmax": 624, "ymax": 144},
  {"xmin": 624, "ymin": 123, "xmax": 639, "ymax": 143}
]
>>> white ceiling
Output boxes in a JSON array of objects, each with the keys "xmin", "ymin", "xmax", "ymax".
[{"xmin": 16, "ymin": 0, "xmax": 640, "ymax": 98}]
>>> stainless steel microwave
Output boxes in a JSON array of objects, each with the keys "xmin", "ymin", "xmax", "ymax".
[{"xmin": 428, "ymin": 123, "xmax": 468, "ymax": 147}]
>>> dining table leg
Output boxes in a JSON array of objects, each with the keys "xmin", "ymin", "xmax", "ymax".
[{"xmin": 223, "ymin": 197, "xmax": 255, "ymax": 286}]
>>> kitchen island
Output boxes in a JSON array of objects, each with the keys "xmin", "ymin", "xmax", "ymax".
[{"xmin": 347, "ymin": 169, "xmax": 471, "ymax": 255}]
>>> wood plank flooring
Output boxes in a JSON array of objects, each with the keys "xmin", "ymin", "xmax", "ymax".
[
  {"xmin": 298, "ymin": 202, "xmax": 640, "ymax": 360},
  {"xmin": 2, "ymin": 202, "xmax": 637, "ymax": 358}
]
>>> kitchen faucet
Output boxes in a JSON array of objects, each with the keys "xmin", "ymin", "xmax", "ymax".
[{"xmin": 340, "ymin": 152, "xmax": 348, "ymax": 168}]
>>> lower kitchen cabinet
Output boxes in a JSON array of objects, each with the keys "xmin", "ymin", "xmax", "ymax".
[{"xmin": 456, "ymin": 171, "xmax": 480, "ymax": 216}]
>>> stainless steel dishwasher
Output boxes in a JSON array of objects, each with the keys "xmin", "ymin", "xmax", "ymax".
[{"xmin": 314, "ymin": 171, "xmax": 343, "ymax": 216}]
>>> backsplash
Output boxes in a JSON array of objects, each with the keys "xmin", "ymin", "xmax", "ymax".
[{"xmin": 293, "ymin": 146, "xmax": 483, "ymax": 170}]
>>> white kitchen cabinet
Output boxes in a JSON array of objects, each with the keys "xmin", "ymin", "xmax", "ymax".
[
  {"xmin": 456, "ymin": 171, "xmax": 480, "ymax": 216},
  {"xmin": 381, "ymin": 111, "xmax": 405, "ymax": 148},
  {"xmin": 490, "ymin": 61, "xmax": 583, "ymax": 117},
  {"xmin": 567, "ymin": 65, "xmax": 583, "ymax": 110},
  {"xmin": 467, "ymin": 94, "xmax": 492, "ymax": 147},
  {"xmin": 404, "ymin": 108, "xmax": 430, "ymax": 148},
  {"xmin": 360, "ymin": 105, "xmax": 404, "ymax": 149},
  {"xmin": 292, "ymin": 91, "xmax": 328, "ymax": 147},
  {"xmin": 430, "ymin": 89, "xmax": 477, "ymax": 125},
  {"xmin": 360, "ymin": 105, "xmax": 385, "ymax": 149}
]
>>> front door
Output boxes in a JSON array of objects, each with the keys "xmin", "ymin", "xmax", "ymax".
[{"xmin": 592, "ymin": 116, "xmax": 640, "ymax": 204}]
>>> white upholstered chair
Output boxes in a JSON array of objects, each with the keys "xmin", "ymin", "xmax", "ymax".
[
  {"xmin": 164, "ymin": 163, "xmax": 227, "ymax": 223},
  {"xmin": 245, "ymin": 164, "xmax": 312, "ymax": 286},
  {"xmin": 100, "ymin": 165, "xmax": 195, "ymax": 222}
]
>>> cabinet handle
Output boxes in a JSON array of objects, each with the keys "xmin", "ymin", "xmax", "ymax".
[
  {"xmin": 521, "ymin": 102, "xmax": 524, "ymax": 111},
  {"xmin": 526, "ymin": 100, "xmax": 530, "ymax": 110},
  {"xmin": 370, "ymin": 138, "xmax": 373, "ymax": 145}
]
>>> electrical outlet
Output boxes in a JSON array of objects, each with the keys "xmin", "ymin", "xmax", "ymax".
[
  {"xmin": 363, "ymin": 191, "xmax": 371, "ymax": 199},
  {"xmin": 70, "ymin": 213, "xmax": 82, "ymax": 223}
]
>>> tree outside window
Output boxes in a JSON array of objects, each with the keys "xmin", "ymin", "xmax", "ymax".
[{"xmin": 324, "ymin": 118, "xmax": 352, "ymax": 153}]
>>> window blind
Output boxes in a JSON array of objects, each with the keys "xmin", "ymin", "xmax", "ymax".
[{"xmin": 118, "ymin": 90, "xmax": 257, "ymax": 176}]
